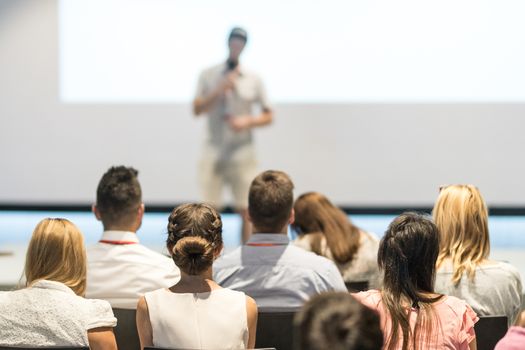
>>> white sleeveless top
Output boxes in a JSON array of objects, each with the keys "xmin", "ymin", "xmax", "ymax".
[{"xmin": 145, "ymin": 288, "xmax": 249, "ymax": 349}]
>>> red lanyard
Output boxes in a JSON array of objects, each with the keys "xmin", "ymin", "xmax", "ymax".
[{"xmin": 99, "ymin": 240, "xmax": 138, "ymax": 245}]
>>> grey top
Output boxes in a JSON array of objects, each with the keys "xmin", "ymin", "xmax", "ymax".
[
  {"xmin": 213, "ymin": 233, "xmax": 347, "ymax": 309},
  {"xmin": 294, "ymin": 230, "xmax": 381, "ymax": 288},
  {"xmin": 435, "ymin": 261, "xmax": 523, "ymax": 326},
  {"xmin": 195, "ymin": 62, "xmax": 270, "ymax": 156},
  {"xmin": 0, "ymin": 280, "xmax": 116, "ymax": 347}
]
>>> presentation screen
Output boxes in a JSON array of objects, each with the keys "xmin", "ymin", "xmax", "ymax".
[{"xmin": 59, "ymin": 0, "xmax": 525, "ymax": 104}]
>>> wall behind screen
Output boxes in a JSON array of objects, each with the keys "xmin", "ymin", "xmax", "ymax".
[{"xmin": 1, "ymin": 0, "xmax": 525, "ymax": 207}]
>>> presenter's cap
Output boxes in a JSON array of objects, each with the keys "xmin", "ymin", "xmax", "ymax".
[{"xmin": 229, "ymin": 27, "xmax": 248, "ymax": 42}]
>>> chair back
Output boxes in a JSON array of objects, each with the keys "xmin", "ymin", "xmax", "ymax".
[
  {"xmin": 474, "ymin": 316, "xmax": 508, "ymax": 350},
  {"xmin": 345, "ymin": 280, "xmax": 369, "ymax": 292},
  {"xmin": 255, "ymin": 308, "xmax": 298, "ymax": 350},
  {"xmin": 112, "ymin": 308, "xmax": 141, "ymax": 350}
]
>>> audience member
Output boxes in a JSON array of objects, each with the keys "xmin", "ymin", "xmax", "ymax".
[
  {"xmin": 292, "ymin": 192, "xmax": 380, "ymax": 287},
  {"xmin": 433, "ymin": 184, "xmax": 523, "ymax": 325},
  {"xmin": 495, "ymin": 311, "xmax": 525, "ymax": 350},
  {"xmin": 0, "ymin": 218, "xmax": 117, "ymax": 349},
  {"xmin": 214, "ymin": 170, "xmax": 346, "ymax": 308},
  {"xmin": 294, "ymin": 292, "xmax": 383, "ymax": 350},
  {"xmin": 354, "ymin": 212, "xmax": 478, "ymax": 350},
  {"xmin": 137, "ymin": 203, "xmax": 257, "ymax": 349},
  {"xmin": 86, "ymin": 166, "xmax": 180, "ymax": 309}
]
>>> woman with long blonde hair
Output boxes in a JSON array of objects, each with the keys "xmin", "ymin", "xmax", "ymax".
[
  {"xmin": 0, "ymin": 218, "xmax": 117, "ymax": 349},
  {"xmin": 292, "ymin": 192, "xmax": 380, "ymax": 286},
  {"xmin": 433, "ymin": 185, "xmax": 522, "ymax": 325}
]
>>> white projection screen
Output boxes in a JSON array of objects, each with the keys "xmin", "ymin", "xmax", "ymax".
[
  {"xmin": 1, "ymin": 0, "xmax": 525, "ymax": 207},
  {"xmin": 59, "ymin": 0, "xmax": 525, "ymax": 104}
]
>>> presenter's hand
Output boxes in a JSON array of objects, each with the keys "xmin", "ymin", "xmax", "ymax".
[
  {"xmin": 227, "ymin": 115, "xmax": 252, "ymax": 132},
  {"xmin": 216, "ymin": 72, "xmax": 237, "ymax": 94}
]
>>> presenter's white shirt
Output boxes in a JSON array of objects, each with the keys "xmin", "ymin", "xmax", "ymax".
[
  {"xmin": 213, "ymin": 233, "xmax": 347, "ymax": 309},
  {"xmin": 195, "ymin": 62, "xmax": 271, "ymax": 151},
  {"xmin": 86, "ymin": 231, "xmax": 180, "ymax": 309}
]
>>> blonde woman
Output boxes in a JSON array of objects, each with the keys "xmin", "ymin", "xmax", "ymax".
[
  {"xmin": 0, "ymin": 218, "xmax": 117, "ymax": 349},
  {"xmin": 433, "ymin": 185, "xmax": 522, "ymax": 326},
  {"xmin": 292, "ymin": 192, "xmax": 380, "ymax": 287}
]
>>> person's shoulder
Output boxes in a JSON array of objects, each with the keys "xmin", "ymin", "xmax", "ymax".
[
  {"xmin": 201, "ymin": 63, "xmax": 225, "ymax": 76},
  {"xmin": 438, "ymin": 295, "xmax": 475, "ymax": 316},
  {"xmin": 84, "ymin": 297, "xmax": 113, "ymax": 313},
  {"xmin": 293, "ymin": 234, "xmax": 314, "ymax": 251},
  {"xmin": 352, "ymin": 289, "xmax": 382, "ymax": 309},
  {"xmin": 491, "ymin": 261, "xmax": 522, "ymax": 279},
  {"xmin": 286, "ymin": 244, "xmax": 334, "ymax": 266},
  {"xmin": 83, "ymin": 297, "xmax": 117, "ymax": 328},
  {"xmin": 135, "ymin": 244, "xmax": 172, "ymax": 260},
  {"xmin": 214, "ymin": 247, "xmax": 243, "ymax": 267},
  {"xmin": 360, "ymin": 230, "xmax": 380, "ymax": 245}
]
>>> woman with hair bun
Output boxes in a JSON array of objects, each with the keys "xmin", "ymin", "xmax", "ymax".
[{"xmin": 136, "ymin": 203, "xmax": 258, "ymax": 350}]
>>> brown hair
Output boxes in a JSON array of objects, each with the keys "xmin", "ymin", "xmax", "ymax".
[
  {"xmin": 292, "ymin": 192, "xmax": 361, "ymax": 264},
  {"xmin": 248, "ymin": 170, "xmax": 294, "ymax": 232},
  {"xmin": 167, "ymin": 203, "xmax": 223, "ymax": 275},
  {"xmin": 25, "ymin": 218, "xmax": 87, "ymax": 296},
  {"xmin": 433, "ymin": 184, "xmax": 490, "ymax": 285},
  {"xmin": 294, "ymin": 292, "xmax": 383, "ymax": 350},
  {"xmin": 96, "ymin": 166, "xmax": 142, "ymax": 228},
  {"xmin": 379, "ymin": 212, "xmax": 443, "ymax": 350}
]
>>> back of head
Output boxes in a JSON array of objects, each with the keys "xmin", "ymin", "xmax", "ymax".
[
  {"xmin": 96, "ymin": 166, "xmax": 142, "ymax": 228},
  {"xmin": 294, "ymin": 292, "xmax": 383, "ymax": 350},
  {"xmin": 379, "ymin": 212, "xmax": 440, "ymax": 298},
  {"xmin": 248, "ymin": 170, "xmax": 294, "ymax": 232},
  {"xmin": 292, "ymin": 192, "xmax": 361, "ymax": 264},
  {"xmin": 432, "ymin": 184, "xmax": 490, "ymax": 283},
  {"xmin": 166, "ymin": 203, "xmax": 223, "ymax": 275},
  {"xmin": 25, "ymin": 218, "xmax": 87, "ymax": 296},
  {"xmin": 378, "ymin": 212, "xmax": 442, "ymax": 350}
]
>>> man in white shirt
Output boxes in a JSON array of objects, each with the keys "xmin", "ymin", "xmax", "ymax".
[
  {"xmin": 213, "ymin": 170, "xmax": 347, "ymax": 309},
  {"xmin": 193, "ymin": 27, "xmax": 273, "ymax": 243},
  {"xmin": 86, "ymin": 166, "xmax": 180, "ymax": 309}
]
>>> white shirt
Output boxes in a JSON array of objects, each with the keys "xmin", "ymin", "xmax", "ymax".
[
  {"xmin": 213, "ymin": 233, "xmax": 347, "ymax": 309},
  {"xmin": 0, "ymin": 280, "xmax": 116, "ymax": 347},
  {"xmin": 145, "ymin": 288, "xmax": 248, "ymax": 349},
  {"xmin": 195, "ymin": 62, "xmax": 271, "ymax": 152},
  {"xmin": 86, "ymin": 231, "xmax": 180, "ymax": 309}
]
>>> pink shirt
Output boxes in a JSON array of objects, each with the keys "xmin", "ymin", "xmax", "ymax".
[
  {"xmin": 353, "ymin": 290, "xmax": 478, "ymax": 350},
  {"xmin": 495, "ymin": 327, "xmax": 525, "ymax": 350}
]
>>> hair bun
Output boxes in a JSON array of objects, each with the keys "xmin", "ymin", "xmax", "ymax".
[{"xmin": 172, "ymin": 236, "xmax": 214, "ymax": 275}]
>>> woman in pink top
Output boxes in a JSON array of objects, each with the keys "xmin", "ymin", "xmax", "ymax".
[{"xmin": 353, "ymin": 212, "xmax": 478, "ymax": 350}]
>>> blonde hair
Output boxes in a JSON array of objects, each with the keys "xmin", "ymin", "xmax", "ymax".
[
  {"xmin": 433, "ymin": 185, "xmax": 490, "ymax": 285},
  {"xmin": 25, "ymin": 218, "xmax": 87, "ymax": 296}
]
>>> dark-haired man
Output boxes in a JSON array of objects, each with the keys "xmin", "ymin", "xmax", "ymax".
[
  {"xmin": 86, "ymin": 166, "xmax": 180, "ymax": 309},
  {"xmin": 213, "ymin": 170, "xmax": 346, "ymax": 308},
  {"xmin": 193, "ymin": 27, "xmax": 273, "ymax": 243}
]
